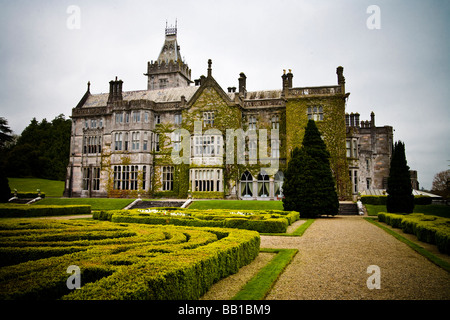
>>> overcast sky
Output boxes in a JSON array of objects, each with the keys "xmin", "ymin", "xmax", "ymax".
[{"xmin": 0, "ymin": 0, "xmax": 449, "ymax": 190}]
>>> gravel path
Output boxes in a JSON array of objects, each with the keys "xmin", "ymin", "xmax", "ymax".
[{"xmin": 262, "ymin": 215, "xmax": 450, "ymax": 300}]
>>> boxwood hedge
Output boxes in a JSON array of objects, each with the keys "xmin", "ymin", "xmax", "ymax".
[
  {"xmin": 94, "ymin": 208, "xmax": 300, "ymax": 233},
  {"xmin": 378, "ymin": 212, "xmax": 450, "ymax": 254},
  {"xmin": 362, "ymin": 195, "xmax": 432, "ymax": 205},
  {"xmin": 0, "ymin": 219, "xmax": 260, "ymax": 300},
  {"xmin": 0, "ymin": 204, "xmax": 91, "ymax": 217}
]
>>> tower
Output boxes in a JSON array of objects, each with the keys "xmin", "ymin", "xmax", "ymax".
[{"xmin": 145, "ymin": 21, "xmax": 192, "ymax": 90}]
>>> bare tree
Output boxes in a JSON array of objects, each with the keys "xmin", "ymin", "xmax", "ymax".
[{"xmin": 431, "ymin": 170, "xmax": 450, "ymax": 199}]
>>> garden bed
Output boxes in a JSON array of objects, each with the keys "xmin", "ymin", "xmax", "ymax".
[
  {"xmin": 94, "ymin": 208, "xmax": 300, "ymax": 233},
  {"xmin": 0, "ymin": 204, "xmax": 91, "ymax": 217},
  {"xmin": 377, "ymin": 212, "xmax": 450, "ymax": 254},
  {"xmin": 0, "ymin": 218, "xmax": 259, "ymax": 300}
]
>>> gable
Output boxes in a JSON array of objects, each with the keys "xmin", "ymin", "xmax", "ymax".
[{"xmin": 184, "ymin": 83, "xmax": 241, "ymax": 133}]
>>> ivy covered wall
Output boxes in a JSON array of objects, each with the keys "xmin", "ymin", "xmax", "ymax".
[{"xmin": 286, "ymin": 94, "xmax": 352, "ymax": 200}]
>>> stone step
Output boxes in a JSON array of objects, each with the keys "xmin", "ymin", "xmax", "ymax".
[
  {"xmin": 338, "ymin": 202, "xmax": 359, "ymax": 215},
  {"xmin": 130, "ymin": 200, "xmax": 186, "ymax": 209},
  {"xmin": 8, "ymin": 198, "xmax": 34, "ymax": 204}
]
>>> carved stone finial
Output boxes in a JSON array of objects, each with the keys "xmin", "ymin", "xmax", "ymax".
[{"xmin": 207, "ymin": 59, "xmax": 212, "ymax": 76}]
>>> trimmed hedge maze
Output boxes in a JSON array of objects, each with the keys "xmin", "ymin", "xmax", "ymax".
[
  {"xmin": 0, "ymin": 219, "xmax": 260, "ymax": 300},
  {"xmin": 93, "ymin": 208, "xmax": 300, "ymax": 233}
]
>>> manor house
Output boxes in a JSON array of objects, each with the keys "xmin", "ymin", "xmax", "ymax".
[{"xmin": 64, "ymin": 24, "xmax": 394, "ymax": 200}]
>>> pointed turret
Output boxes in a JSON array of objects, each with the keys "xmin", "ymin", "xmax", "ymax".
[{"xmin": 144, "ymin": 21, "xmax": 192, "ymax": 90}]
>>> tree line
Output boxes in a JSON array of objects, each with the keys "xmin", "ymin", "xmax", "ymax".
[{"xmin": 0, "ymin": 115, "xmax": 71, "ymax": 181}]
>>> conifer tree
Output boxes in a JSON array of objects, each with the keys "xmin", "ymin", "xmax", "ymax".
[
  {"xmin": 283, "ymin": 120, "xmax": 339, "ymax": 217},
  {"xmin": 386, "ymin": 141, "xmax": 414, "ymax": 213}
]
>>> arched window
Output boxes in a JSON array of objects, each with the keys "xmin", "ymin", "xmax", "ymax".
[
  {"xmin": 257, "ymin": 171, "xmax": 270, "ymax": 197},
  {"xmin": 240, "ymin": 171, "xmax": 253, "ymax": 197},
  {"xmin": 274, "ymin": 170, "xmax": 284, "ymax": 197}
]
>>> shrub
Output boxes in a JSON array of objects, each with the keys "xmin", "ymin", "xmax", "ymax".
[
  {"xmin": 192, "ymin": 191, "xmax": 224, "ymax": 199},
  {"xmin": 414, "ymin": 196, "xmax": 432, "ymax": 205},
  {"xmin": 386, "ymin": 141, "xmax": 414, "ymax": 213},
  {"xmin": 0, "ymin": 204, "xmax": 91, "ymax": 217},
  {"xmin": 283, "ymin": 120, "xmax": 339, "ymax": 218},
  {"xmin": 0, "ymin": 219, "xmax": 260, "ymax": 300},
  {"xmin": 361, "ymin": 195, "xmax": 387, "ymax": 205},
  {"xmin": 378, "ymin": 212, "xmax": 450, "ymax": 254},
  {"xmin": 95, "ymin": 208, "xmax": 300, "ymax": 234},
  {"xmin": 361, "ymin": 195, "xmax": 431, "ymax": 206}
]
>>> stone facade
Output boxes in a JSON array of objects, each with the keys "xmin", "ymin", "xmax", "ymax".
[
  {"xmin": 345, "ymin": 112, "xmax": 394, "ymax": 197},
  {"xmin": 64, "ymin": 24, "xmax": 395, "ymax": 201}
]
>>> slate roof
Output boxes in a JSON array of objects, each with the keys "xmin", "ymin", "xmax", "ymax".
[{"xmin": 81, "ymin": 86, "xmax": 200, "ymax": 108}]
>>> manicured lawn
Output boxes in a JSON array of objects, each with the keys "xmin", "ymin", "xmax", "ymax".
[
  {"xmin": 8, "ymin": 177, "xmax": 65, "ymax": 197},
  {"xmin": 189, "ymin": 200, "xmax": 284, "ymax": 210},
  {"xmin": 365, "ymin": 204, "xmax": 450, "ymax": 218},
  {"xmin": 35, "ymin": 198, "xmax": 134, "ymax": 211}
]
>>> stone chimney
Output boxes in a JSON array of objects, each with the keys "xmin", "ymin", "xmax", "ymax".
[
  {"xmin": 238, "ymin": 72, "xmax": 247, "ymax": 97},
  {"xmin": 207, "ymin": 59, "xmax": 212, "ymax": 77},
  {"xmin": 370, "ymin": 111, "xmax": 375, "ymax": 127},
  {"xmin": 281, "ymin": 70, "xmax": 288, "ymax": 89},
  {"xmin": 286, "ymin": 69, "xmax": 293, "ymax": 88},
  {"xmin": 355, "ymin": 113, "xmax": 360, "ymax": 127},
  {"xmin": 349, "ymin": 112, "xmax": 355, "ymax": 127},
  {"xmin": 108, "ymin": 76, "xmax": 123, "ymax": 103},
  {"xmin": 336, "ymin": 66, "xmax": 345, "ymax": 92}
]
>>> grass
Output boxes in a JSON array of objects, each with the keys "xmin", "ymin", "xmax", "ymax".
[
  {"xmin": 365, "ymin": 204, "xmax": 450, "ymax": 218},
  {"xmin": 364, "ymin": 217, "xmax": 450, "ymax": 273},
  {"xmin": 8, "ymin": 177, "xmax": 65, "ymax": 197},
  {"xmin": 189, "ymin": 200, "xmax": 284, "ymax": 210},
  {"xmin": 35, "ymin": 198, "xmax": 134, "ymax": 211},
  {"xmin": 231, "ymin": 248, "xmax": 298, "ymax": 300}
]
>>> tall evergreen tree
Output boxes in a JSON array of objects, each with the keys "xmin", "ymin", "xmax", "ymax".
[
  {"xmin": 5, "ymin": 115, "xmax": 71, "ymax": 180},
  {"xmin": 283, "ymin": 120, "xmax": 339, "ymax": 218},
  {"xmin": 386, "ymin": 141, "xmax": 414, "ymax": 213},
  {"xmin": 0, "ymin": 117, "xmax": 13, "ymax": 149}
]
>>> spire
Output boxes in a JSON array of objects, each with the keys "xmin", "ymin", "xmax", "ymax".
[
  {"xmin": 145, "ymin": 21, "xmax": 192, "ymax": 90},
  {"xmin": 158, "ymin": 20, "xmax": 181, "ymax": 64}
]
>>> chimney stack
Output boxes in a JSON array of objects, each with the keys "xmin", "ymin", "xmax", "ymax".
[
  {"xmin": 238, "ymin": 72, "xmax": 247, "ymax": 97},
  {"xmin": 108, "ymin": 76, "xmax": 123, "ymax": 103},
  {"xmin": 350, "ymin": 112, "xmax": 355, "ymax": 127},
  {"xmin": 287, "ymin": 69, "xmax": 293, "ymax": 88},
  {"xmin": 207, "ymin": 59, "xmax": 212, "ymax": 77},
  {"xmin": 336, "ymin": 66, "xmax": 345, "ymax": 93},
  {"xmin": 355, "ymin": 113, "xmax": 360, "ymax": 127},
  {"xmin": 281, "ymin": 69, "xmax": 288, "ymax": 89}
]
